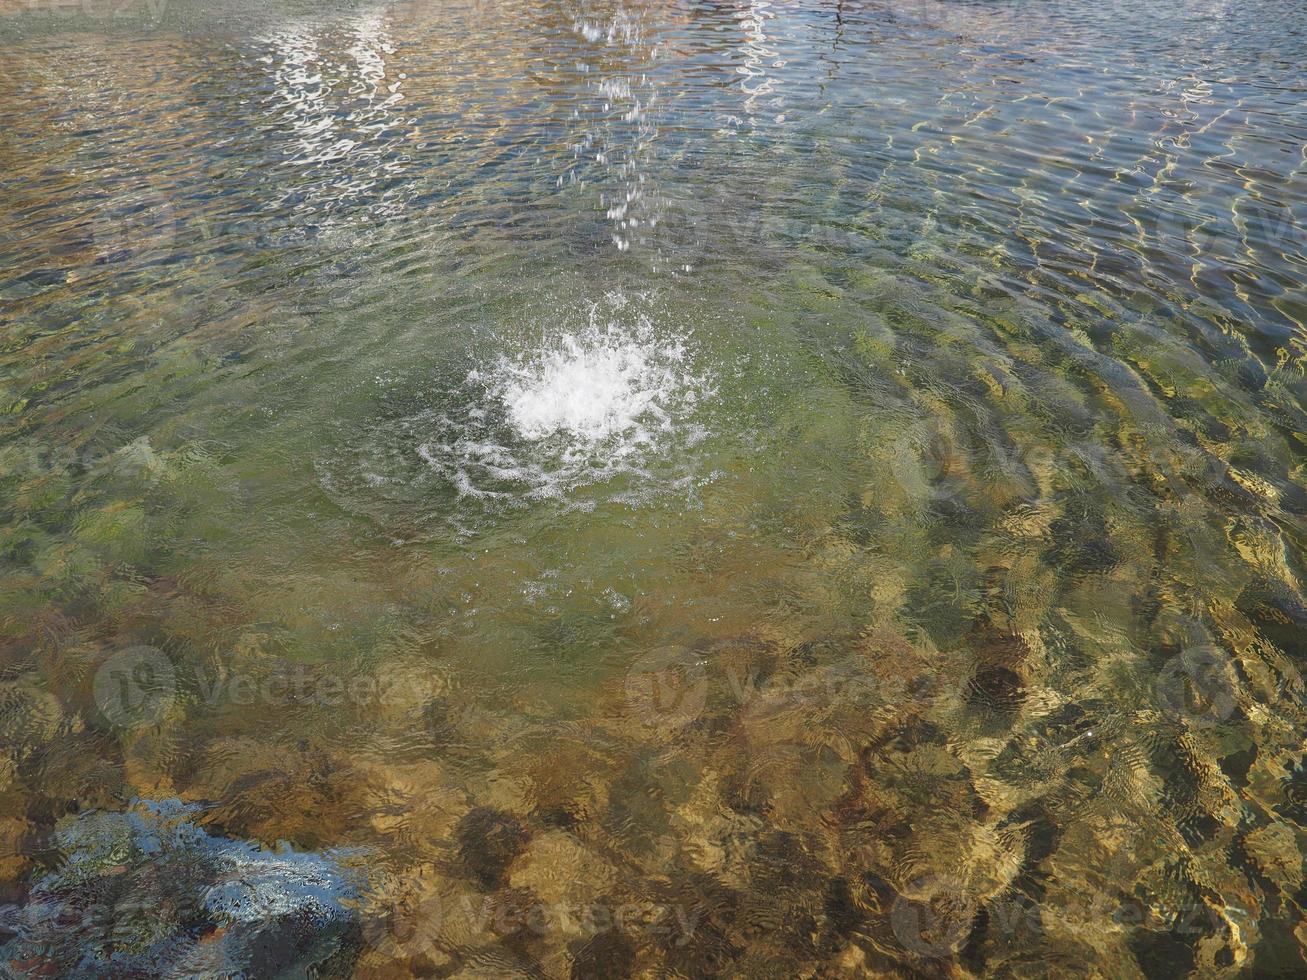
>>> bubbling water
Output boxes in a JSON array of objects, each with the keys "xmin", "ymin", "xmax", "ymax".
[
  {"xmin": 416, "ymin": 303, "xmax": 715, "ymax": 514},
  {"xmin": 315, "ymin": 296, "xmax": 722, "ymax": 537},
  {"xmin": 489, "ymin": 329, "xmax": 688, "ymax": 444}
]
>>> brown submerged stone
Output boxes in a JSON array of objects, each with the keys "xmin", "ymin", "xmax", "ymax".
[{"xmin": 457, "ymin": 807, "xmax": 531, "ymax": 889}]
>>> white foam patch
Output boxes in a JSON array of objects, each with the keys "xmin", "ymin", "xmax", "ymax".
[
  {"xmin": 491, "ymin": 331, "xmax": 685, "ymax": 444},
  {"xmin": 416, "ymin": 305, "xmax": 714, "ymax": 512}
]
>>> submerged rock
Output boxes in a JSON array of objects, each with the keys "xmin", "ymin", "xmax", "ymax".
[
  {"xmin": 456, "ymin": 807, "xmax": 530, "ymax": 889},
  {"xmin": 0, "ymin": 799, "xmax": 360, "ymax": 978}
]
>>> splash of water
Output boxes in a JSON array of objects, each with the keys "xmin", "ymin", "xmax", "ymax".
[
  {"xmin": 487, "ymin": 329, "xmax": 689, "ymax": 445},
  {"xmin": 417, "ymin": 301, "xmax": 714, "ymax": 512},
  {"xmin": 568, "ymin": 7, "xmax": 662, "ymax": 255}
]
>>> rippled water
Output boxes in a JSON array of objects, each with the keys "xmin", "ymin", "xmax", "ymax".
[{"xmin": 2, "ymin": 0, "xmax": 1306, "ymax": 976}]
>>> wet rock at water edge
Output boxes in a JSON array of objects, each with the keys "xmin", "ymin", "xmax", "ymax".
[{"xmin": 0, "ymin": 799, "xmax": 362, "ymax": 977}]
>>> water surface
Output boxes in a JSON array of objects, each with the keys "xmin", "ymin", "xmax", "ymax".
[{"xmin": 2, "ymin": 0, "xmax": 1306, "ymax": 975}]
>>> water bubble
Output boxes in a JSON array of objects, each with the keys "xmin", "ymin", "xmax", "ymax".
[
  {"xmin": 497, "ymin": 332, "xmax": 681, "ymax": 443},
  {"xmin": 415, "ymin": 304, "xmax": 715, "ymax": 518}
]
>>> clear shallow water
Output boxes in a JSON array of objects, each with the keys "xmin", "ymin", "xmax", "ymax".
[{"xmin": 1, "ymin": 0, "xmax": 1306, "ymax": 976}]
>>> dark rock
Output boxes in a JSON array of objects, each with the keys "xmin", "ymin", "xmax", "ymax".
[
  {"xmin": 571, "ymin": 928, "xmax": 636, "ymax": 980},
  {"xmin": 966, "ymin": 616, "xmax": 1031, "ymax": 668},
  {"xmin": 456, "ymin": 807, "xmax": 530, "ymax": 888},
  {"xmin": 1236, "ymin": 579, "xmax": 1307, "ymax": 659},
  {"xmin": 966, "ymin": 665, "xmax": 1025, "ymax": 713}
]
